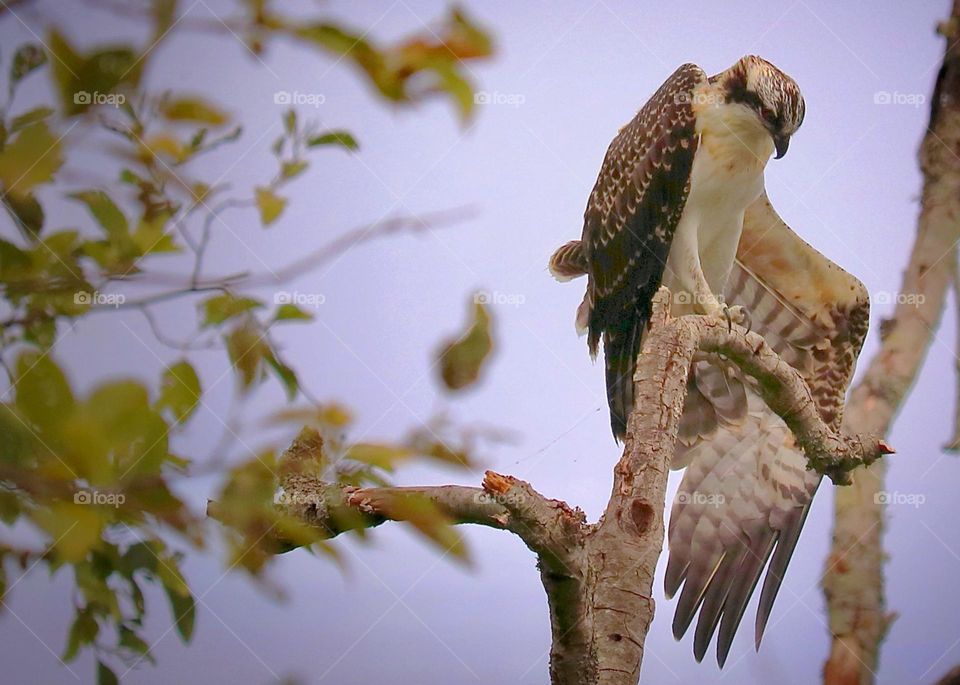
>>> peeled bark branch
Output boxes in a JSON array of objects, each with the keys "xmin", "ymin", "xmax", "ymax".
[
  {"xmin": 820, "ymin": 4, "xmax": 960, "ymax": 684},
  {"xmin": 212, "ymin": 288, "xmax": 890, "ymax": 685}
]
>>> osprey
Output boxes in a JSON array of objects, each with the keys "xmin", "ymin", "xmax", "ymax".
[{"xmin": 549, "ymin": 56, "xmax": 869, "ymax": 665}]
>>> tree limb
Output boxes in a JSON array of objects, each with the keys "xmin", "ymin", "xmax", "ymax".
[
  {"xmin": 821, "ymin": 4, "xmax": 960, "ymax": 683},
  {"xmin": 213, "ymin": 288, "xmax": 890, "ymax": 684}
]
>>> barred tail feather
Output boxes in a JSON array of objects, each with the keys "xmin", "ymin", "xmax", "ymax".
[
  {"xmin": 548, "ymin": 239, "xmax": 589, "ymax": 281},
  {"xmin": 603, "ymin": 316, "xmax": 645, "ymax": 441}
]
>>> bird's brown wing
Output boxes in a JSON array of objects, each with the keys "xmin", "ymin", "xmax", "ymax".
[
  {"xmin": 581, "ymin": 63, "xmax": 707, "ymax": 439},
  {"xmin": 666, "ymin": 191, "xmax": 870, "ymax": 665}
]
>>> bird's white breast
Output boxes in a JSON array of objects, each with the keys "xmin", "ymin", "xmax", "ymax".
[{"xmin": 664, "ymin": 100, "xmax": 772, "ymax": 310}]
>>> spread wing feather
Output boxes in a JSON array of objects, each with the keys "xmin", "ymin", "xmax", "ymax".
[
  {"xmin": 581, "ymin": 63, "xmax": 707, "ymax": 439},
  {"xmin": 666, "ymin": 192, "xmax": 869, "ymax": 665}
]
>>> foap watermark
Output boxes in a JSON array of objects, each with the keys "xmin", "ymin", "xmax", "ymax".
[
  {"xmin": 873, "ymin": 91, "xmax": 926, "ymax": 108},
  {"xmin": 474, "ymin": 91, "xmax": 525, "ymax": 107},
  {"xmin": 274, "ymin": 290, "xmax": 325, "ymax": 307},
  {"xmin": 75, "ymin": 290, "xmax": 125, "ymax": 307},
  {"xmin": 274, "ymin": 90, "xmax": 325, "ymax": 107},
  {"xmin": 874, "ymin": 490, "xmax": 925, "ymax": 508},
  {"xmin": 474, "ymin": 290, "xmax": 525, "ymax": 307},
  {"xmin": 871, "ymin": 291, "xmax": 926, "ymax": 307},
  {"xmin": 674, "ymin": 91, "xmax": 724, "ymax": 107},
  {"xmin": 74, "ymin": 90, "xmax": 126, "ymax": 107},
  {"xmin": 673, "ymin": 291, "xmax": 726, "ymax": 307},
  {"xmin": 74, "ymin": 489, "xmax": 126, "ymax": 508},
  {"xmin": 675, "ymin": 490, "xmax": 725, "ymax": 507},
  {"xmin": 474, "ymin": 490, "xmax": 526, "ymax": 507}
]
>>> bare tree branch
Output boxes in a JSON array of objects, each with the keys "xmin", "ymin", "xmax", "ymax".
[{"xmin": 821, "ymin": 4, "xmax": 960, "ymax": 683}]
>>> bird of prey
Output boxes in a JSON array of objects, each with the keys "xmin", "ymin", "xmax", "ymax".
[{"xmin": 548, "ymin": 56, "xmax": 869, "ymax": 665}]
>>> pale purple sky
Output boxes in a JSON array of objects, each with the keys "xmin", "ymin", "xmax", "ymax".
[{"xmin": 1, "ymin": 1, "xmax": 958, "ymax": 683}]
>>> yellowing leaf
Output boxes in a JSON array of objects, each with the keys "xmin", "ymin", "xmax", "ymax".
[
  {"xmin": 274, "ymin": 303, "xmax": 313, "ymax": 322},
  {"xmin": 0, "ymin": 122, "xmax": 64, "ymax": 198},
  {"xmin": 436, "ymin": 302, "xmax": 493, "ymax": 391},
  {"xmin": 225, "ymin": 322, "xmax": 266, "ymax": 391},
  {"xmin": 141, "ymin": 134, "xmax": 187, "ymax": 164},
  {"xmin": 157, "ymin": 360, "xmax": 201, "ymax": 423},
  {"xmin": 389, "ymin": 495, "xmax": 469, "ymax": 563},
  {"xmin": 33, "ymin": 502, "xmax": 104, "ymax": 563},
  {"xmin": 200, "ymin": 293, "xmax": 262, "ymax": 328},
  {"xmin": 161, "ymin": 97, "xmax": 229, "ymax": 126},
  {"xmin": 255, "ymin": 186, "xmax": 286, "ymax": 226}
]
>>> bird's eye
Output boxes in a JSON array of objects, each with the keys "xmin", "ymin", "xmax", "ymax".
[{"xmin": 761, "ymin": 106, "xmax": 777, "ymax": 123}]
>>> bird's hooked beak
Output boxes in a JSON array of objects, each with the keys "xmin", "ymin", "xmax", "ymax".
[{"xmin": 773, "ymin": 134, "xmax": 790, "ymax": 159}]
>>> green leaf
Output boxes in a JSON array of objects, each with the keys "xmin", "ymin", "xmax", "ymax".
[
  {"xmin": 280, "ymin": 160, "xmax": 308, "ymax": 179},
  {"xmin": 282, "ymin": 108, "xmax": 297, "ymax": 135},
  {"xmin": 10, "ymin": 44, "xmax": 47, "ymax": 85},
  {"xmin": 118, "ymin": 627, "xmax": 152, "ymax": 661},
  {"xmin": 161, "ymin": 97, "xmax": 228, "ymax": 126},
  {"xmin": 200, "ymin": 293, "xmax": 262, "ymax": 328},
  {"xmin": 69, "ymin": 190, "xmax": 128, "ymax": 239},
  {"xmin": 264, "ymin": 351, "xmax": 298, "ymax": 400},
  {"xmin": 47, "ymin": 31, "xmax": 141, "ymax": 116},
  {"xmin": 14, "ymin": 351, "xmax": 74, "ymax": 429},
  {"xmin": 163, "ymin": 581, "xmax": 195, "ymax": 642},
  {"xmin": 132, "ymin": 214, "xmax": 179, "ymax": 255},
  {"xmin": 273, "ymin": 303, "xmax": 313, "ymax": 322},
  {"xmin": 254, "ymin": 186, "xmax": 286, "ymax": 226},
  {"xmin": 306, "ymin": 130, "xmax": 358, "ymax": 151},
  {"xmin": 97, "ymin": 661, "xmax": 119, "ymax": 685},
  {"xmin": 63, "ymin": 609, "xmax": 98, "ymax": 662},
  {"xmin": 0, "ymin": 122, "xmax": 64, "ymax": 198},
  {"xmin": 157, "ymin": 360, "xmax": 201, "ymax": 423},
  {"xmin": 82, "ymin": 380, "xmax": 170, "ymax": 477},
  {"xmin": 436, "ymin": 301, "xmax": 494, "ymax": 391},
  {"xmin": 9, "ymin": 106, "xmax": 55, "ymax": 133},
  {"xmin": 3, "ymin": 191, "xmax": 44, "ymax": 239}
]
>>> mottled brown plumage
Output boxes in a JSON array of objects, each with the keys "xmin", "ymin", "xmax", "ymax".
[{"xmin": 580, "ymin": 63, "xmax": 705, "ymax": 438}]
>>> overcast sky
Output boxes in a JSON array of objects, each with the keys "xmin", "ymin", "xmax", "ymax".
[{"xmin": 1, "ymin": 0, "xmax": 959, "ymax": 683}]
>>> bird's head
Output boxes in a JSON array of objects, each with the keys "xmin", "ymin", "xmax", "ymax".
[{"xmin": 718, "ymin": 55, "xmax": 805, "ymax": 159}]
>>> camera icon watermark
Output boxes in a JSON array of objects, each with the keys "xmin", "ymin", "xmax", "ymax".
[
  {"xmin": 274, "ymin": 290, "xmax": 325, "ymax": 307},
  {"xmin": 473, "ymin": 290, "xmax": 525, "ymax": 307},
  {"xmin": 74, "ymin": 290, "xmax": 125, "ymax": 307},
  {"xmin": 874, "ymin": 490, "xmax": 925, "ymax": 508},
  {"xmin": 273, "ymin": 91, "xmax": 325, "ymax": 108},
  {"xmin": 74, "ymin": 489, "xmax": 126, "ymax": 508},
  {"xmin": 74, "ymin": 91, "xmax": 126, "ymax": 107},
  {"xmin": 473, "ymin": 91, "xmax": 525, "ymax": 107},
  {"xmin": 873, "ymin": 91, "xmax": 925, "ymax": 108}
]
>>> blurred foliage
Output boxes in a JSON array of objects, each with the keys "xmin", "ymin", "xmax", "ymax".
[
  {"xmin": 0, "ymin": 0, "xmax": 495, "ymax": 681},
  {"xmin": 437, "ymin": 301, "xmax": 494, "ymax": 391}
]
